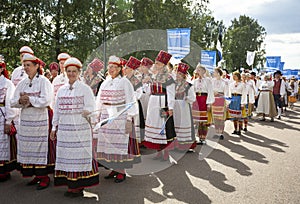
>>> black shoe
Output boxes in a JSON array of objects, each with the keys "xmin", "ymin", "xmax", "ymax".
[
  {"xmin": 64, "ymin": 190, "xmax": 83, "ymax": 198},
  {"xmin": 26, "ymin": 177, "xmax": 40, "ymax": 186},
  {"xmin": 260, "ymin": 118, "xmax": 266, "ymax": 121},
  {"xmin": 237, "ymin": 131, "xmax": 241, "ymax": 135},
  {"xmin": 277, "ymin": 116, "xmax": 281, "ymax": 120},
  {"xmin": 220, "ymin": 135, "xmax": 224, "ymax": 140},
  {"xmin": 271, "ymin": 118, "xmax": 274, "ymax": 122},
  {"xmin": 198, "ymin": 140, "xmax": 206, "ymax": 145},
  {"xmin": 114, "ymin": 174, "xmax": 126, "ymax": 183},
  {"xmin": 104, "ymin": 171, "xmax": 118, "ymax": 179},
  {"xmin": 232, "ymin": 130, "xmax": 238, "ymax": 134},
  {"xmin": 187, "ymin": 149, "xmax": 195, "ymax": 153},
  {"xmin": 243, "ymin": 128, "xmax": 247, "ymax": 132}
]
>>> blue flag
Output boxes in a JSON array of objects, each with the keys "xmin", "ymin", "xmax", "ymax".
[
  {"xmin": 201, "ymin": 50, "xmax": 216, "ymax": 73},
  {"xmin": 167, "ymin": 28, "xmax": 191, "ymax": 60}
]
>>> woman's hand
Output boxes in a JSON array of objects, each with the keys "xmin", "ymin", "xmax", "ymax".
[
  {"xmin": 207, "ymin": 104, "xmax": 212, "ymax": 112},
  {"xmin": 50, "ymin": 130, "xmax": 56, "ymax": 141},
  {"xmin": 82, "ymin": 110, "xmax": 91, "ymax": 118},
  {"xmin": 4, "ymin": 124, "xmax": 11, "ymax": 134},
  {"xmin": 19, "ymin": 93, "xmax": 30, "ymax": 105}
]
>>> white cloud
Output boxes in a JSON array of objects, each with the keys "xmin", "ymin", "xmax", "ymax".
[
  {"xmin": 265, "ymin": 33, "xmax": 300, "ymax": 68},
  {"xmin": 206, "ymin": 0, "xmax": 300, "ymax": 68}
]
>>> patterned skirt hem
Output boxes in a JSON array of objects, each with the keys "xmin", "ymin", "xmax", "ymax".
[
  {"xmin": 0, "ymin": 160, "xmax": 17, "ymax": 175},
  {"xmin": 54, "ymin": 174, "xmax": 99, "ymax": 189}
]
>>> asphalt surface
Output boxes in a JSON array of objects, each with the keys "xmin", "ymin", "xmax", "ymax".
[{"xmin": 1, "ymin": 103, "xmax": 300, "ymax": 204}]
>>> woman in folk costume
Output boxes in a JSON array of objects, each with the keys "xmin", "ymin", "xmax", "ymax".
[
  {"xmin": 0, "ymin": 59, "xmax": 17, "ymax": 182},
  {"xmin": 83, "ymin": 58, "xmax": 105, "ymax": 96},
  {"xmin": 52, "ymin": 53, "xmax": 71, "ymax": 107},
  {"xmin": 143, "ymin": 50, "xmax": 176, "ymax": 161},
  {"xmin": 211, "ymin": 67, "xmax": 229, "ymax": 140},
  {"xmin": 49, "ymin": 62, "xmax": 59, "ymax": 83},
  {"xmin": 11, "ymin": 53, "xmax": 54, "ymax": 190},
  {"xmin": 288, "ymin": 77, "xmax": 297, "ymax": 109},
  {"xmin": 123, "ymin": 57, "xmax": 145, "ymax": 145},
  {"xmin": 11, "ymin": 46, "xmax": 33, "ymax": 87},
  {"xmin": 192, "ymin": 64, "xmax": 214, "ymax": 145},
  {"xmin": 95, "ymin": 56, "xmax": 140, "ymax": 183},
  {"xmin": 256, "ymin": 74, "xmax": 277, "ymax": 121},
  {"xmin": 50, "ymin": 57, "xmax": 99, "ymax": 197},
  {"xmin": 242, "ymin": 73, "xmax": 255, "ymax": 131},
  {"xmin": 138, "ymin": 57, "xmax": 154, "ymax": 139},
  {"xmin": 173, "ymin": 63, "xmax": 197, "ymax": 151},
  {"xmin": 227, "ymin": 71, "xmax": 247, "ymax": 135}
]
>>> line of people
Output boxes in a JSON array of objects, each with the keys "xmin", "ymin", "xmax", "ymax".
[{"xmin": 0, "ymin": 46, "xmax": 299, "ymax": 198}]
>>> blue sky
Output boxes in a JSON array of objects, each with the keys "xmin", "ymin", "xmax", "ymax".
[{"xmin": 207, "ymin": 0, "xmax": 300, "ymax": 69}]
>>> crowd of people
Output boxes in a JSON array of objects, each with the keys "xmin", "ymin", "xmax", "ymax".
[{"xmin": 0, "ymin": 46, "xmax": 299, "ymax": 198}]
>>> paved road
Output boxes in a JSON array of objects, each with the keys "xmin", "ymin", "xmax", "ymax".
[{"xmin": 1, "ymin": 103, "xmax": 300, "ymax": 204}]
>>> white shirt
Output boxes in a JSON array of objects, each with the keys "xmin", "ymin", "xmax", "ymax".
[
  {"xmin": 11, "ymin": 66, "xmax": 28, "ymax": 86},
  {"xmin": 193, "ymin": 77, "xmax": 215, "ymax": 104}
]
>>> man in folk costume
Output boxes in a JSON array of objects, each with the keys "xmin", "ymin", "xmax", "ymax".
[
  {"xmin": 211, "ymin": 67, "xmax": 229, "ymax": 140},
  {"xmin": 83, "ymin": 58, "xmax": 105, "ymax": 96},
  {"xmin": 0, "ymin": 58, "xmax": 18, "ymax": 182},
  {"xmin": 50, "ymin": 57, "xmax": 99, "ymax": 197},
  {"xmin": 11, "ymin": 54, "xmax": 54, "ymax": 190},
  {"xmin": 173, "ymin": 63, "xmax": 197, "ymax": 151},
  {"xmin": 192, "ymin": 64, "xmax": 214, "ymax": 145},
  {"xmin": 52, "ymin": 53, "xmax": 71, "ymax": 107},
  {"xmin": 143, "ymin": 50, "xmax": 176, "ymax": 161},
  {"xmin": 272, "ymin": 70, "xmax": 286, "ymax": 120},
  {"xmin": 95, "ymin": 56, "xmax": 140, "ymax": 183},
  {"xmin": 11, "ymin": 46, "xmax": 33, "ymax": 86},
  {"xmin": 123, "ymin": 57, "xmax": 145, "ymax": 145}
]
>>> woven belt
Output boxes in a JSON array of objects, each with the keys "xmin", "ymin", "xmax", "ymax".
[
  {"xmin": 232, "ymin": 93, "xmax": 242, "ymax": 96},
  {"xmin": 103, "ymin": 102, "xmax": 125, "ymax": 106},
  {"xmin": 196, "ymin": 92, "xmax": 208, "ymax": 96},
  {"xmin": 151, "ymin": 93, "xmax": 166, "ymax": 95}
]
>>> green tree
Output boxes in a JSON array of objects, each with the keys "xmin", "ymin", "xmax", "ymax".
[
  {"xmin": 0, "ymin": 0, "xmax": 97, "ymax": 70},
  {"xmin": 223, "ymin": 15, "xmax": 266, "ymax": 72}
]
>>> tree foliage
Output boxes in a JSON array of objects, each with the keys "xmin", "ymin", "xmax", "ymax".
[
  {"xmin": 1, "ymin": 1, "xmax": 266, "ymax": 74},
  {"xmin": 223, "ymin": 15, "xmax": 266, "ymax": 72}
]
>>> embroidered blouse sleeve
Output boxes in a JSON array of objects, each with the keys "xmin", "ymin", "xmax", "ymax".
[
  {"xmin": 124, "ymin": 78, "xmax": 138, "ymax": 117},
  {"xmin": 29, "ymin": 78, "xmax": 53, "ymax": 108},
  {"xmin": 5, "ymin": 80, "xmax": 17, "ymax": 124},
  {"xmin": 10, "ymin": 80, "xmax": 24, "ymax": 108},
  {"xmin": 166, "ymin": 82, "xmax": 175, "ymax": 110},
  {"xmin": 185, "ymin": 84, "xmax": 196, "ymax": 104},
  {"xmin": 206, "ymin": 79, "xmax": 215, "ymax": 104},
  {"xmin": 51, "ymin": 87, "xmax": 62, "ymax": 131}
]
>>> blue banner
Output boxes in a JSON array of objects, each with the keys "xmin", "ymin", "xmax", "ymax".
[
  {"xmin": 167, "ymin": 28, "xmax": 191, "ymax": 60},
  {"xmin": 200, "ymin": 50, "xmax": 216, "ymax": 72},
  {"xmin": 265, "ymin": 56, "xmax": 281, "ymax": 69},
  {"xmin": 279, "ymin": 62, "xmax": 285, "ymax": 71},
  {"xmin": 282, "ymin": 69, "xmax": 300, "ymax": 79}
]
